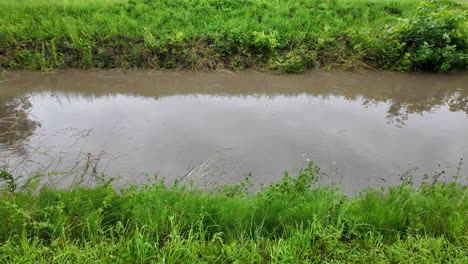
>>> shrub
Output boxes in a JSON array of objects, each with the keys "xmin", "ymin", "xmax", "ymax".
[{"xmin": 383, "ymin": 0, "xmax": 467, "ymax": 71}]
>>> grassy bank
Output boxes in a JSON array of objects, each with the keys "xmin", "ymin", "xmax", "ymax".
[
  {"xmin": 0, "ymin": 163, "xmax": 467, "ymax": 263},
  {"xmin": 0, "ymin": 0, "xmax": 466, "ymax": 72}
]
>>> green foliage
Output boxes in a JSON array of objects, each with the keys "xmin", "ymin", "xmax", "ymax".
[
  {"xmin": 382, "ymin": 0, "xmax": 467, "ymax": 71},
  {"xmin": 251, "ymin": 31, "xmax": 279, "ymax": 53},
  {"xmin": 1, "ymin": 0, "xmax": 465, "ymax": 71},
  {"xmin": 271, "ymin": 48, "xmax": 317, "ymax": 73},
  {"xmin": 0, "ymin": 162, "xmax": 466, "ymax": 262},
  {"xmin": 0, "ymin": 170, "xmax": 16, "ymax": 192},
  {"xmin": 264, "ymin": 161, "xmax": 322, "ymax": 196}
]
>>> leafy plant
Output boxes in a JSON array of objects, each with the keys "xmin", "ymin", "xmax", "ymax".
[
  {"xmin": 0, "ymin": 170, "xmax": 16, "ymax": 193},
  {"xmin": 251, "ymin": 31, "xmax": 279, "ymax": 53},
  {"xmin": 383, "ymin": 0, "xmax": 467, "ymax": 71}
]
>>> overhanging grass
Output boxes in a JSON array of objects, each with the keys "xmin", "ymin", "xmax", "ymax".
[{"xmin": 0, "ymin": 0, "xmax": 466, "ymax": 71}]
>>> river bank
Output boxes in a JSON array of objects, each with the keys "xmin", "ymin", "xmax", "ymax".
[
  {"xmin": 1, "ymin": 0, "xmax": 466, "ymax": 72},
  {"xmin": 0, "ymin": 163, "xmax": 467, "ymax": 263}
]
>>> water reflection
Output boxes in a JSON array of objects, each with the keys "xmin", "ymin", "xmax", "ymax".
[
  {"xmin": 0, "ymin": 71, "xmax": 466, "ymax": 192},
  {"xmin": 2, "ymin": 71, "xmax": 466, "ymax": 128},
  {"xmin": 383, "ymin": 87, "xmax": 467, "ymax": 127},
  {"xmin": 0, "ymin": 96, "xmax": 39, "ymax": 153}
]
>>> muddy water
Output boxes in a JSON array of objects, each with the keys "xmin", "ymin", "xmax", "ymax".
[{"xmin": 0, "ymin": 71, "xmax": 467, "ymax": 192}]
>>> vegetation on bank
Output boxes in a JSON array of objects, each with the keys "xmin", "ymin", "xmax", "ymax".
[
  {"xmin": 0, "ymin": 0, "xmax": 466, "ymax": 72},
  {"xmin": 0, "ymin": 162, "xmax": 466, "ymax": 263}
]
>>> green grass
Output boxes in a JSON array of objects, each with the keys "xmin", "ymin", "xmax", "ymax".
[
  {"xmin": 0, "ymin": 163, "xmax": 467, "ymax": 263},
  {"xmin": 0, "ymin": 0, "xmax": 466, "ymax": 72}
]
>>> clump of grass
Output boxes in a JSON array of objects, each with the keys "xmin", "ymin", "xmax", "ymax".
[
  {"xmin": 0, "ymin": 161, "xmax": 466, "ymax": 262},
  {"xmin": 0, "ymin": 0, "xmax": 466, "ymax": 72}
]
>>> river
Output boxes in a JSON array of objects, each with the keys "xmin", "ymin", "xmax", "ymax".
[{"xmin": 0, "ymin": 71, "xmax": 466, "ymax": 192}]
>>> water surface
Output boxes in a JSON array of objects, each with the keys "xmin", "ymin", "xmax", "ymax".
[{"xmin": 0, "ymin": 71, "xmax": 467, "ymax": 192}]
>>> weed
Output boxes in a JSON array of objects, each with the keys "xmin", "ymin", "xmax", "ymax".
[
  {"xmin": 381, "ymin": 0, "xmax": 468, "ymax": 71},
  {"xmin": 0, "ymin": 169, "xmax": 16, "ymax": 192},
  {"xmin": 0, "ymin": 0, "xmax": 465, "ymax": 71},
  {"xmin": 0, "ymin": 160, "xmax": 465, "ymax": 262}
]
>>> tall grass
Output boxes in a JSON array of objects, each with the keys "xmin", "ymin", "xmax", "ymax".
[
  {"xmin": 0, "ymin": 0, "xmax": 466, "ymax": 72},
  {"xmin": 0, "ymin": 162, "xmax": 466, "ymax": 263}
]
